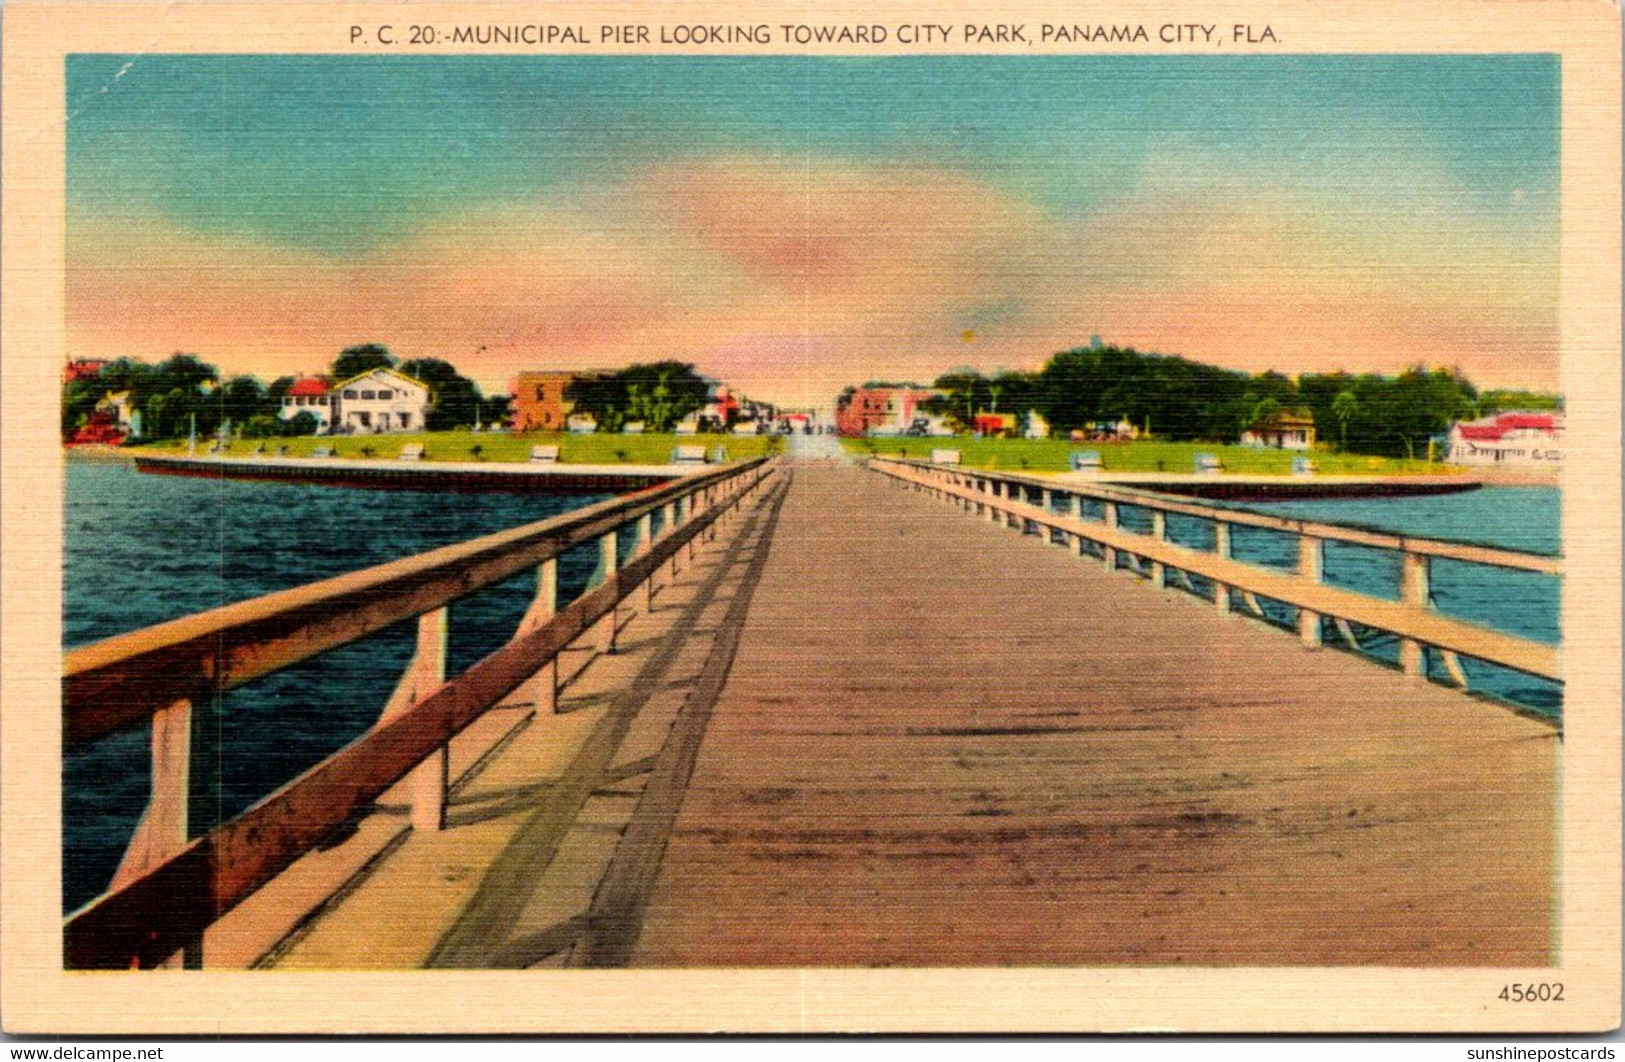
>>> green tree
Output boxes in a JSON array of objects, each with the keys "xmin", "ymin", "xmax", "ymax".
[
  {"xmin": 332, "ymin": 343, "xmax": 396, "ymax": 381},
  {"xmin": 399, "ymin": 357, "xmax": 483, "ymax": 430},
  {"xmin": 1331, "ymin": 390, "xmax": 1359, "ymax": 450},
  {"xmin": 565, "ymin": 362, "xmax": 709, "ymax": 432},
  {"xmin": 218, "ymin": 375, "xmax": 269, "ymax": 427}
]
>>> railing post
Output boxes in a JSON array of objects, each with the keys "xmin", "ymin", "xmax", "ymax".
[
  {"xmin": 1150, "ymin": 510, "xmax": 1167, "ymax": 588},
  {"xmin": 1102, "ymin": 501, "xmax": 1119, "ymax": 570},
  {"xmin": 592, "ymin": 530, "xmax": 620, "ymax": 652},
  {"xmin": 1400, "ymin": 551, "xmax": 1430, "ymax": 676},
  {"xmin": 1297, "ymin": 533, "xmax": 1324, "ymax": 647},
  {"xmin": 686, "ymin": 491, "xmax": 701, "ymax": 562},
  {"xmin": 1213, "ymin": 521, "xmax": 1232, "ymax": 614},
  {"xmin": 635, "ymin": 512, "xmax": 654, "ymax": 609},
  {"xmin": 111, "ymin": 696, "xmax": 193, "ymax": 892},
  {"xmin": 986, "ymin": 479, "xmax": 1000, "ymax": 524},
  {"xmin": 663, "ymin": 501, "xmax": 680, "ymax": 579},
  {"xmin": 380, "ymin": 607, "xmax": 450, "ymax": 831},
  {"xmin": 513, "ymin": 559, "xmax": 559, "ymax": 713}
]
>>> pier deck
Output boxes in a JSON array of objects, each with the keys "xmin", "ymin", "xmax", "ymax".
[{"xmin": 247, "ymin": 459, "xmax": 1556, "ymax": 968}]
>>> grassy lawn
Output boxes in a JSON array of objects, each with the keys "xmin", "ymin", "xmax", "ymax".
[
  {"xmin": 130, "ymin": 430, "xmax": 787, "ymax": 464},
  {"xmin": 841, "ymin": 436, "xmax": 1457, "ymax": 476}
]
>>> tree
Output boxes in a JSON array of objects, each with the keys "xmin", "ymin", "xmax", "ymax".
[
  {"xmin": 243, "ymin": 414, "xmax": 281, "ymax": 439},
  {"xmin": 283, "ymin": 411, "xmax": 321, "ymax": 436},
  {"xmin": 565, "ymin": 362, "xmax": 709, "ymax": 433},
  {"xmin": 399, "ymin": 357, "xmax": 483, "ymax": 430},
  {"xmin": 1331, "ymin": 390, "xmax": 1359, "ymax": 451},
  {"xmin": 218, "ymin": 375, "xmax": 269, "ymax": 428},
  {"xmin": 332, "ymin": 344, "xmax": 396, "ymax": 381},
  {"xmin": 481, "ymin": 392, "xmax": 513, "ymax": 429},
  {"xmin": 267, "ymin": 376, "xmax": 298, "ymax": 403}
]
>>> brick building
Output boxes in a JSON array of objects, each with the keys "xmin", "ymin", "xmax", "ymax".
[{"xmin": 510, "ymin": 370, "xmax": 583, "ymax": 432}]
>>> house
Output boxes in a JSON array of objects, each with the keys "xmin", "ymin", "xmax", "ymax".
[
  {"xmin": 835, "ymin": 386, "xmax": 939, "ymax": 436},
  {"xmin": 701, "ymin": 383, "xmax": 741, "ymax": 430},
  {"xmin": 64, "ymin": 358, "xmax": 109, "ymax": 383},
  {"xmin": 510, "ymin": 370, "xmax": 583, "ymax": 432},
  {"xmin": 330, "ymin": 367, "xmax": 431, "ymax": 434},
  {"xmin": 278, "ymin": 376, "xmax": 334, "ymax": 431},
  {"xmin": 971, "ymin": 412, "xmax": 1016, "ymax": 436},
  {"xmin": 1240, "ymin": 410, "xmax": 1317, "ymax": 450},
  {"xmin": 1023, "ymin": 409, "xmax": 1050, "ymax": 440},
  {"xmin": 1446, "ymin": 411, "xmax": 1563, "ymax": 466},
  {"xmin": 96, "ymin": 390, "xmax": 137, "ymax": 431}
]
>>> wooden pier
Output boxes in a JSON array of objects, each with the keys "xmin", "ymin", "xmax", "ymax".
[{"xmin": 64, "ymin": 455, "xmax": 1559, "ymax": 969}]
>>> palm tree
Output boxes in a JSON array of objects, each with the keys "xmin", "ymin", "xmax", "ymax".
[{"xmin": 1332, "ymin": 390, "xmax": 1358, "ymax": 451}]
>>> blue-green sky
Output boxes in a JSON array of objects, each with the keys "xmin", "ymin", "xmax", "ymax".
[{"xmin": 66, "ymin": 54, "xmax": 1561, "ymax": 401}]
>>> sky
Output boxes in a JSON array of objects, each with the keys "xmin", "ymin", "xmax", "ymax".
[{"xmin": 65, "ymin": 54, "xmax": 1561, "ymax": 407}]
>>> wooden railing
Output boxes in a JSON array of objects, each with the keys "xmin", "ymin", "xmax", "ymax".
[
  {"xmin": 868, "ymin": 457, "xmax": 1560, "ymax": 696},
  {"xmin": 64, "ymin": 457, "xmax": 780, "ymax": 969}
]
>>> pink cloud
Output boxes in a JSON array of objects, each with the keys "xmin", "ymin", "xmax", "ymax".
[{"xmin": 66, "ymin": 157, "xmax": 1559, "ymax": 408}]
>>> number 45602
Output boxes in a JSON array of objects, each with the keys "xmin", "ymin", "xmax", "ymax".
[{"xmin": 1500, "ymin": 983, "xmax": 1564, "ymax": 1002}]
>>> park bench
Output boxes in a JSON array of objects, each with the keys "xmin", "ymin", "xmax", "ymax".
[
  {"xmin": 930, "ymin": 448, "xmax": 961, "ymax": 466},
  {"xmin": 311, "ymin": 445, "xmax": 334, "ymax": 458},
  {"xmin": 1070, "ymin": 450, "xmax": 1104, "ymax": 472},
  {"xmin": 398, "ymin": 443, "xmax": 425, "ymax": 461},
  {"xmin": 1194, "ymin": 453, "xmax": 1225, "ymax": 475},
  {"xmin": 1292, "ymin": 456, "xmax": 1319, "ymax": 476},
  {"xmin": 529, "ymin": 445, "xmax": 560, "ymax": 464},
  {"xmin": 671, "ymin": 445, "xmax": 708, "ymax": 465}
]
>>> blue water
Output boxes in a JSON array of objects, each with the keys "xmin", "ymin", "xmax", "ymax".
[{"xmin": 63, "ymin": 459, "xmax": 638, "ymax": 913}]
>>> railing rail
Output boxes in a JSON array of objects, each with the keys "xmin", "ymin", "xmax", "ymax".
[
  {"xmin": 868, "ymin": 457, "xmax": 1560, "ymax": 693},
  {"xmin": 64, "ymin": 457, "xmax": 779, "ymax": 969}
]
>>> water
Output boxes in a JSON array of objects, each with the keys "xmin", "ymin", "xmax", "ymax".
[{"xmin": 63, "ymin": 458, "xmax": 631, "ymax": 913}]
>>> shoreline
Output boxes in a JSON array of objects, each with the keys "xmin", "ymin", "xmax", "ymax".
[{"xmin": 128, "ymin": 452, "xmax": 703, "ymax": 495}]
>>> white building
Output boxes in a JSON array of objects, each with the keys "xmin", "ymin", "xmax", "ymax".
[
  {"xmin": 331, "ymin": 367, "xmax": 431, "ymax": 434},
  {"xmin": 278, "ymin": 377, "xmax": 334, "ymax": 431},
  {"xmin": 1447, "ymin": 412, "xmax": 1563, "ymax": 466},
  {"xmin": 1240, "ymin": 411, "xmax": 1317, "ymax": 450}
]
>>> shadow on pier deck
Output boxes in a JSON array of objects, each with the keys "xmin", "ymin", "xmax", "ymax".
[{"xmin": 231, "ymin": 459, "xmax": 1554, "ymax": 969}]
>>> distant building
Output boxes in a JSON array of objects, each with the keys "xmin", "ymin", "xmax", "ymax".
[
  {"xmin": 331, "ymin": 367, "xmax": 430, "ymax": 433},
  {"xmin": 971, "ymin": 412, "xmax": 1016, "ymax": 436},
  {"xmin": 96, "ymin": 390, "xmax": 137, "ymax": 431},
  {"xmin": 702, "ymin": 383, "xmax": 742, "ymax": 430},
  {"xmin": 1023, "ymin": 409, "xmax": 1050, "ymax": 440},
  {"xmin": 278, "ymin": 376, "xmax": 334, "ymax": 431},
  {"xmin": 1447, "ymin": 411, "xmax": 1563, "ymax": 466},
  {"xmin": 64, "ymin": 358, "xmax": 109, "ymax": 383},
  {"xmin": 1240, "ymin": 411, "xmax": 1317, "ymax": 450},
  {"xmin": 836, "ymin": 387, "xmax": 938, "ymax": 436},
  {"xmin": 510, "ymin": 370, "xmax": 584, "ymax": 432}
]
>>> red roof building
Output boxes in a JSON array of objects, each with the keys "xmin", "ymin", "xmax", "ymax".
[
  {"xmin": 64, "ymin": 359, "xmax": 109, "ymax": 383},
  {"xmin": 1446, "ymin": 411, "xmax": 1563, "ymax": 466},
  {"xmin": 286, "ymin": 376, "xmax": 331, "ymax": 397}
]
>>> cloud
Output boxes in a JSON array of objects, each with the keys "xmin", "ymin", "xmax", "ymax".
[{"xmin": 66, "ymin": 151, "xmax": 1559, "ymax": 406}]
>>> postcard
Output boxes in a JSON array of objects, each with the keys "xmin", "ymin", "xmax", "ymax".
[{"xmin": 2, "ymin": 0, "xmax": 1619, "ymax": 1036}]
